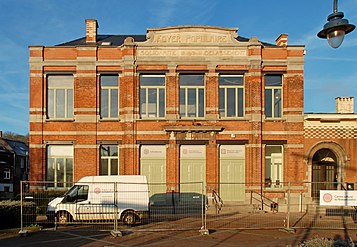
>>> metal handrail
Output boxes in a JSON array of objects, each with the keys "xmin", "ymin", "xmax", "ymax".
[
  {"xmin": 250, "ymin": 191, "xmax": 278, "ymax": 212},
  {"xmin": 212, "ymin": 190, "xmax": 223, "ymax": 214}
]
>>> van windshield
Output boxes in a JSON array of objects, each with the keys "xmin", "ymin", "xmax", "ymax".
[{"xmin": 64, "ymin": 185, "xmax": 89, "ymax": 202}]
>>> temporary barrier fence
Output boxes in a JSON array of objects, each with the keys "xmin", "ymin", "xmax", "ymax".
[
  {"xmin": 19, "ymin": 181, "xmax": 206, "ymax": 233},
  {"xmin": 19, "ymin": 181, "xmax": 357, "ymax": 234}
]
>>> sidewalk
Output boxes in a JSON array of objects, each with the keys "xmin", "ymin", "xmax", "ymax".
[{"xmin": 1, "ymin": 226, "xmax": 356, "ymax": 247}]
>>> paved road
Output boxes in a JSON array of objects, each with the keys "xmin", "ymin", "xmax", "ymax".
[{"xmin": 1, "ymin": 226, "xmax": 356, "ymax": 247}]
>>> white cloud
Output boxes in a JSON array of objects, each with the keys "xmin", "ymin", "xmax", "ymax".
[{"xmin": 149, "ymin": 0, "xmax": 178, "ymax": 27}]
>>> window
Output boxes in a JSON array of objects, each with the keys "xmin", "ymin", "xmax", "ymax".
[
  {"xmin": 20, "ymin": 158, "xmax": 25, "ymax": 169},
  {"xmin": 4, "ymin": 169, "xmax": 10, "ymax": 179},
  {"xmin": 140, "ymin": 75, "xmax": 165, "ymax": 118},
  {"xmin": 47, "ymin": 145, "xmax": 73, "ymax": 188},
  {"xmin": 264, "ymin": 75, "xmax": 282, "ymax": 118},
  {"xmin": 265, "ymin": 145, "xmax": 283, "ymax": 188},
  {"xmin": 100, "ymin": 75, "xmax": 119, "ymax": 119},
  {"xmin": 179, "ymin": 75, "xmax": 205, "ymax": 118},
  {"xmin": 100, "ymin": 145, "xmax": 119, "ymax": 175},
  {"xmin": 219, "ymin": 75, "xmax": 244, "ymax": 118},
  {"xmin": 47, "ymin": 75, "xmax": 74, "ymax": 119}
]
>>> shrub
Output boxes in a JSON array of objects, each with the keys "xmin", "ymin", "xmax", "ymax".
[
  {"xmin": 299, "ymin": 237, "xmax": 350, "ymax": 247},
  {"xmin": 23, "ymin": 191, "xmax": 64, "ymax": 215},
  {"xmin": 0, "ymin": 200, "xmax": 36, "ymax": 229}
]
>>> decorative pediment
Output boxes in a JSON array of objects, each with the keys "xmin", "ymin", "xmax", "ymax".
[
  {"xmin": 136, "ymin": 26, "xmax": 247, "ymax": 59},
  {"xmin": 143, "ymin": 26, "xmax": 240, "ymax": 45}
]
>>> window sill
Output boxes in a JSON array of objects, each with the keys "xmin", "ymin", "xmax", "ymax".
[
  {"xmin": 179, "ymin": 117, "xmax": 206, "ymax": 120},
  {"xmin": 219, "ymin": 117, "xmax": 247, "ymax": 120},
  {"xmin": 265, "ymin": 118, "xmax": 284, "ymax": 122},
  {"xmin": 264, "ymin": 187, "xmax": 284, "ymax": 192},
  {"xmin": 99, "ymin": 118, "xmax": 120, "ymax": 122},
  {"xmin": 45, "ymin": 118, "xmax": 74, "ymax": 122},
  {"xmin": 139, "ymin": 117, "xmax": 166, "ymax": 121},
  {"xmin": 45, "ymin": 187, "xmax": 70, "ymax": 191}
]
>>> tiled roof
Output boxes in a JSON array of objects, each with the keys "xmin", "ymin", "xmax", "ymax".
[
  {"xmin": 6, "ymin": 139, "xmax": 28, "ymax": 156},
  {"xmin": 56, "ymin": 35, "xmax": 147, "ymax": 46},
  {"xmin": 56, "ymin": 34, "xmax": 276, "ymax": 47}
]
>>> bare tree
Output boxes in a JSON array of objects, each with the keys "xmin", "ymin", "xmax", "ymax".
[{"xmin": 2, "ymin": 131, "xmax": 29, "ymax": 144}]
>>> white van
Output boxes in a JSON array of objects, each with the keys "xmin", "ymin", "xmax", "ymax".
[{"xmin": 47, "ymin": 175, "xmax": 149, "ymax": 225}]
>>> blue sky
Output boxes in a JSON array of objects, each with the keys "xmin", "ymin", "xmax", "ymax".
[{"xmin": 1, "ymin": 0, "xmax": 356, "ymax": 135}]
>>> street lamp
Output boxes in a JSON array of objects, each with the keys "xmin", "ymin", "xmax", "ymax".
[{"xmin": 317, "ymin": 0, "xmax": 355, "ymax": 48}]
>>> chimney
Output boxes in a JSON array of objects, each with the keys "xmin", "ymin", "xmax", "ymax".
[
  {"xmin": 275, "ymin": 34, "xmax": 288, "ymax": 47},
  {"xmin": 86, "ymin": 19, "xmax": 98, "ymax": 44},
  {"xmin": 336, "ymin": 97, "xmax": 354, "ymax": 113}
]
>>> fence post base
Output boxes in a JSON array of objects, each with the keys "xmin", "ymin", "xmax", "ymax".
[
  {"xmin": 199, "ymin": 228, "xmax": 209, "ymax": 235},
  {"xmin": 111, "ymin": 230, "xmax": 123, "ymax": 237},
  {"xmin": 280, "ymin": 228, "xmax": 296, "ymax": 234},
  {"xmin": 18, "ymin": 230, "xmax": 29, "ymax": 237}
]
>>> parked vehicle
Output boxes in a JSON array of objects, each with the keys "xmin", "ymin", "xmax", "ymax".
[
  {"xmin": 47, "ymin": 175, "xmax": 149, "ymax": 225},
  {"xmin": 149, "ymin": 192, "xmax": 207, "ymax": 214}
]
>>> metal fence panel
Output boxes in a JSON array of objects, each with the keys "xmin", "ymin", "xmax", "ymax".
[
  {"xmin": 20, "ymin": 181, "xmax": 206, "ymax": 232},
  {"xmin": 20, "ymin": 181, "xmax": 73, "ymax": 231},
  {"xmin": 205, "ymin": 183, "xmax": 287, "ymax": 230},
  {"xmin": 289, "ymin": 182, "xmax": 357, "ymax": 230},
  {"xmin": 142, "ymin": 182, "xmax": 205, "ymax": 231},
  {"xmin": 20, "ymin": 180, "xmax": 357, "ymax": 232}
]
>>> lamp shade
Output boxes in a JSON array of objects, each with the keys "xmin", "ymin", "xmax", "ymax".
[
  {"xmin": 327, "ymin": 29, "xmax": 345, "ymax": 48},
  {"xmin": 317, "ymin": 11, "xmax": 355, "ymax": 48}
]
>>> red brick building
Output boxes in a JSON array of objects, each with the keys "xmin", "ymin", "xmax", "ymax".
[
  {"xmin": 304, "ymin": 97, "xmax": 357, "ymax": 198},
  {"xmin": 29, "ymin": 19, "xmax": 305, "ymax": 202}
]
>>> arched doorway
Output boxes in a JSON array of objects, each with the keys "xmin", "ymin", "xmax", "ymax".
[{"xmin": 312, "ymin": 148, "xmax": 338, "ymax": 198}]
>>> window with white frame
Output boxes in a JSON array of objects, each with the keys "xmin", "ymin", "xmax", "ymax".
[
  {"xmin": 100, "ymin": 75, "xmax": 119, "ymax": 119},
  {"xmin": 47, "ymin": 145, "xmax": 73, "ymax": 188},
  {"xmin": 219, "ymin": 75, "xmax": 244, "ymax": 118},
  {"xmin": 47, "ymin": 75, "xmax": 74, "ymax": 119},
  {"xmin": 100, "ymin": 145, "xmax": 119, "ymax": 175},
  {"xmin": 4, "ymin": 169, "xmax": 10, "ymax": 179},
  {"xmin": 179, "ymin": 74, "xmax": 205, "ymax": 118},
  {"xmin": 140, "ymin": 75, "xmax": 165, "ymax": 118},
  {"xmin": 265, "ymin": 145, "xmax": 283, "ymax": 188},
  {"xmin": 264, "ymin": 75, "xmax": 282, "ymax": 118}
]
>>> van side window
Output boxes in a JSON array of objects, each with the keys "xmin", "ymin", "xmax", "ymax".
[
  {"xmin": 66, "ymin": 185, "xmax": 89, "ymax": 202},
  {"xmin": 77, "ymin": 185, "xmax": 89, "ymax": 201}
]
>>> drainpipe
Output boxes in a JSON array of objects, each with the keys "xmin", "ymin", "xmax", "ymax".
[
  {"xmin": 13, "ymin": 152, "xmax": 16, "ymax": 194},
  {"xmin": 260, "ymin": 69, "xmax": 264, "ymax": 210},
  {"xmin": 25, "ymin": 151, "xmax": 29, "ymax": 180}
]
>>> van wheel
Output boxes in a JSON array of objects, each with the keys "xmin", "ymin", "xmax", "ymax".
[
  {"xmin": 57, "ymin": 212, "xmax": 71, "ymax": 225},
  {"xmin": 122, "ymin": 212, "xmax": 136, "ymax": 225}
]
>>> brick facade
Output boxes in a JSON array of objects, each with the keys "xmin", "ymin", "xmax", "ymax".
[{"xmin": 29, "ymin": 20, "xmax": 306, "ymax": 201}]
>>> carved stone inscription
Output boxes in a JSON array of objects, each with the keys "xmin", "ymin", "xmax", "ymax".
[
  {"xmin": 152, "ymin": 33, "xmax": 232, "ymax": 44},
  {"xmin": 137, "ymin": 49, "xmax": 246, "ymax": 57},
  {"xmin": 138, "ymin": 27, "xmax": 247, "ymax": 58}
]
